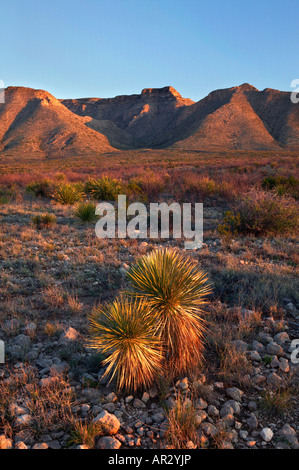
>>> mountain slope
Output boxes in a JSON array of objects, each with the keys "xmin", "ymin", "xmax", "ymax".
[{"xmin": 0, "ymin": 87, "xmax": 114, "ymax": 157}]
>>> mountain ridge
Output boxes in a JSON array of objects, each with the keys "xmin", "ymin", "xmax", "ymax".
[{"xmin": 0, "ymin": 83, "xmax": 298, "ymax": 157}]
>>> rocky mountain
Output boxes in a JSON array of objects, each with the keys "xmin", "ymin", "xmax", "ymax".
[{"xmin": 0, "ymin": 84, "xmax": 298, "ymax": 157}]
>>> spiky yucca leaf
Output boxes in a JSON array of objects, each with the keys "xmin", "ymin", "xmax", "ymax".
[
  {"xmin": 88, "ymin": 296, "xmax": 163, "ymax": 392},
  {"xmin": 85, "ymin": 176, "xmax": 123, "ymax": 201},
  {"xmin": 126, "ymin": 248, "xmax": 212, "ymax": 375}
]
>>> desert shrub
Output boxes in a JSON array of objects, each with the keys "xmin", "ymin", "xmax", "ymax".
[
  {"xmin": 125, "ymin": 180, "xmax": 145, "ymax": 201},
  {"xmin": 0, "ymin": 187, "xmax": 16, "ymax": 204},
  {"xmin": 26, "ymin": 178, "xmax": 54, "ymax": 198},
  {"xmin": 218, "ymin": 211, "xmax": 241, "ymax": 244},
  {"xmin": 88, "ymin": 296, "xmax": 163, "ymax": 391},
  {"xmin": 74, "ymin": 201, "xmax": 98, "ymax": 223},
  {"xmin": 53, "ymin": 182, "xmax": 83, "ymax": 205},
  {"xmin": 32, "ymin": 213, "xmax": 57, "ymax": 229},
  {"xmin": 218, "ymin": 189, "xmax": 298, "ymax": 237},
  {"xmin": 126, "ymin": 248, "xmax": 211, "ymax": 376},
  {"xmin": 262, "ymin": 175, "xmax": 299, "ymax": 199},
  {"xmin": 84, "ymin": 176, "xmax": 123, "ymax": 201}
]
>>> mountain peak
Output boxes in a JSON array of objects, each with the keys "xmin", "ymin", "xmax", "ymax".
[
  {"xmin": 141, "ymin": 86, "xmax": 182, "ymax": 99},
  {"xmin": 238, "ymin": 83, "xmax": 259, "ymax": 92}
]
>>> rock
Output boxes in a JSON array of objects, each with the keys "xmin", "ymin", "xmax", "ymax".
[
  {"xmin": 260, "ymin": 427, "xmax": 273, "ymax": 442},
  {"xmin": 58, "ymin": 327, "xmax": 79, "ymax": 345},
  {"xmin": 248, "ymin": 401, "xmax": 257, "ymax": 411},
  {"xmin": 200, "ymin": 422, "xmax": 218, "ymax": 438},
  {"xmin": 221, "ymin": 414, "xmax": 234, "ymax": 427},
  {"xmin": 48, "ymin": 440, "xmax": 61, "ymax": 449},
  {"xmin": 270, "ymin": 355, "xmax": 280, "ymax": 368},
  {"xmin": 195, "ymin": 411, "xmax": 207, "ymax": 426},
  {"xmin": 25, "ymin": 322, "xmax": 37, "ymax": 335},
  {"xmin": 240, "ymin": 430, "xmax": 248, "ymax": 440},
  {"xmin": 39, "ymin": 376, "xmax": 59, "ymax": 388},
  {"xmin": 76, "ymin": 444, "xmax": 89, "ymax": 449},
  {"xmin": 125, "ymin": 395, "xmax": 134, "ymax": 404},
  {"xmin": 247, "ymin": 351, "xmax": 262, "ymax": 362},
  {"xmin": 251, "ymin": 341, "xmax": 265, "ymax": 353},
  {"xmin": 279, "ymin": 358, "xmax": 289, "ymax": 373},
  {"xmin": 207, "ymin": 405, "xmax": 219, "ymax": 417},
  {"xmin": 226, "ymin": 387, "xmax": 243, "ymax": 402},
  {"xmin": 106, "ymin": 392, "xmax": 117, "ymax": 403},
  {"xmin": 226, "ymin": 400, "xmax": 241, "ymax": 414},
  {"xmin": 50, "ymin": 362, "xmax": 70, "ymax": 376},
  {"xmin": 246, "ymin": 414, "xmax": 258, "ymax": 430},
  {"xmin": 15, "ymin": 414, "xmax": 32, "ymax": 426},
  {"xmin": 0, "ymin": 435, "xmax": 13, "ymax": 449},
  {"xmin": 273, "ymin": 332, "xmax": 289, "ymax": 345},
  {"xmin": 267, "ymin": 372, "xmax": 282, "ymax": 387},
  {"xmin": 220, "ymin": 404, "xmax": 234, "ymax": 418},
  {"xmin": 133, "ymin": 398, "xmax": 146, "ymax": 409},
  {"xmin": 266, "ymin": 342, "xmax": 284, "ymax": 357},
  {"xmin": 15, "ymin": 441, "xmax": 28, "ymax": 449},
  {"xmin": 196, "ymin": 398, "xmax": 208, "ymax": 409},
  {"xmin": 277, "ymin": 424, "xmax": 299, "ymax": 449},
  {"xmin": 152, "ymin": 413, "xmax": 165, "ymax": 423},
  {"xmin": 32, "ymin": 443, "xmax": 49, "ymax": 449},
  {"xmin": 93, "ymin": 411, "xmax": 120, "ymax": 435},
  {"xmin": 141, "ymin": 392, "xmax": 150, "ymax": 403},
  {"xmin": 231, "ymin": 340, "xmax": 248, "ymax": 352}
]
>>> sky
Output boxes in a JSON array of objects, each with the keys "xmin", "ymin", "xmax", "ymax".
[{"xmin": 0, "ymin": 0, "xmax": 298, "ymax": 101}]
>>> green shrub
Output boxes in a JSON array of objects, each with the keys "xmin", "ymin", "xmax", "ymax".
[
  {"xmin": 88, "ymin": 296, "xmax": 163, "ymax": 391},
  {"xmin": 126, "ymin": 248, "xmax": 211, "ymax": 376},
  {"xmin": 0, "ymin": 187, "xmax": 16, "ymax": 204},
  {"xmin": 53, "ymin": 183, "xmax": 83, "ymax": 205},
  {"xmin": 26, "ymin": 178, "xmax": 54, "ymax": 198},
  {"xmin": 218, "ymin": 189, "xmax": 298, "ymax": 237},
  {"xmin": 73, "ymin": 201, "xmax": 99, "ymax": 223},
  {"xmin": 84, "ymin": 176, "xmax": 123, "ymax": 201},
  {"xmin": 262, "ymin": 175, "xmax": 299, "ymax": 199},
  {"xmin": 32, "ymin": 213, "xmax": 57, "ymax": 229}
]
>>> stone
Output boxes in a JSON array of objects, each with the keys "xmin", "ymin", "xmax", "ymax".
[
  {"xmin": 279, "ymin": 358, "xmax": 289, "ymax": 373},
  {"xmin": 58, "ymin": 327, "xmax": 79, "ymax": 345},
  {"xmin": 32, "ymin": 443, "xmax": 49, "ymax": 449},
  {"xmin": 93, "ymin": 411, "xmax": 120, "ymax": 435},
  {"xmin": 141, "ymin": 392, "xmax": 150, "ymax": 403},
  {"xmin": 207, "ymin": 405, "xmax": 219, "ymax": 417},
  {"xmin": 133, "ymin": 398, "xmax": 146, "ymax": 409},
  {"xmin": 251, "ymin": 341, "xmax": 265, "ymax": 353},
  {"xmin": 231, "ymin": 340, "xmax": 248, "ymax": 352},
  {"xmin": 267, "ymin": 342, "xmax": 284, "ymax": 357},
  {"xmin": 246, "ymin": 414, "xmax": 258, "ymax": 430},
  {"xmin": 39, "ymin": 376, "xmax": 59, "ymax": 388},
  {"xmin": 195, "ymin": 411, "xmax": 207, "ymax": 426},
  {"xmin": 106, "ymin": 392, "xmax": 117, "ymax": 403},
  {"xmin": 273, "ymin": 332, "xmax": 289, "ymax": 345},
  {"xmin": 15, "ymin": 414, "xmax": 32, "ymax": 426},
  {"xmin": 15, "ymin": 441, "xmax": 28, "ymax": 449},
  {"xmin": 220, "ymin": 404, "xmax": 234, "ymax": 418},
  {"xmin": 267, "ymin": 372, "xmax": 282, "ymax": 387},
  {"xmin": 196, "ymin": 398, "xmax": 208, "ymax": 409},
  {"xmin": 0, "ymin": 435, "xmax": 13, "ymax": 449},
  {"xmin": 226, "ymin": 387, "xmax": 243, "ymax": 402},
  {"xmin": 260, "ymin": 427, "xmax": 273, "ymax": 442},
  {"xmin": 247, "ymin": 351, "xmax": 261, "ymax": 362},
  {"xmin": 277, "ymin": 424, "xmax": 299, "ymax": 449},
  {"xmin": 200, "ymin": 422, "xmax": 218, "ymax": 437}
]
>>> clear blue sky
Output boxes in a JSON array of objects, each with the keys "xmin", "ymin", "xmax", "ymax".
[{"xmin": 1, "ymin": 0, "xmax": 298, "ymax": 101}]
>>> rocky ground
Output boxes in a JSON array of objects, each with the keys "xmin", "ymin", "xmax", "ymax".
[{"xmin": 0, "ymin": 198, "xmax": 298, "ymax": 449}]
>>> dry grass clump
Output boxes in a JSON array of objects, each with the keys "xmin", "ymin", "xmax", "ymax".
[
  {"xmin": 73, "ymin": 201, "xmax": 99, "ymax": 223},
  {"xmin": 165, "ymin": 394, "xmax": 199, "ymax": 449},
  {"xmin": 32, "ymin": 212, "xmax": 57, "ymax": 229},
  {"xmin": 0, "ymin": 366, "xmax": 75, "ymax": 438}
]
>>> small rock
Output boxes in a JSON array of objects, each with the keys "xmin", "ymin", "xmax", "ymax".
[{"xmin": 260, "ymin": 427, "xmax": 273, "ymax": 442}]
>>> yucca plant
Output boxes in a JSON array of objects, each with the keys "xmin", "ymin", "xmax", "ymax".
[
  {"xmin": 126, "ymin": 248, "xmax": 211, "ymax": 375},
  {"xmin": 32, "ymin": 213, "xmax": 57, "ymax": 229},
  {"xmin": 73, "ymin": 201, "xmax": 99, "ymax": 223},
  {"xmin": 84, "ymin": 176, "xmax": 123, "ymax": 201},
  {"xmin": 53, "ymin": 183, "xmax": 83, "ymax": 205},
  {"xmin": 88, "ymin": 296, "xmax": 163, "ymax": 391}
]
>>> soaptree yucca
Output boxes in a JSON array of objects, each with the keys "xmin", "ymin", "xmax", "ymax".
[
  {"xmin": 88, "ymin": 296, "xmax": 163, "ymax": 391},
  {"xmin": 126, "ymin": 248, "xmax": 211, "ymax": 375}
]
